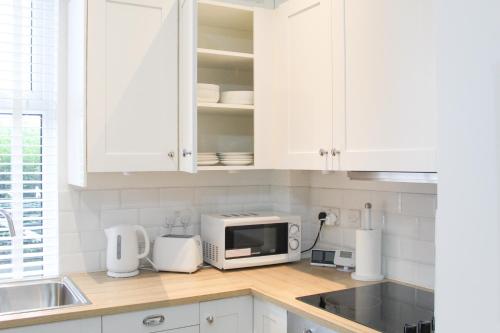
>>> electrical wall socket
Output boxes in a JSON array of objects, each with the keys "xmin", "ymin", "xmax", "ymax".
[
  {"xmin": 341, "ymin": 209, "xmax": 361, "ymax": 228},
  {"xmin": 324, "ymin": 208, "xmax": 340, "ymax": 226}
]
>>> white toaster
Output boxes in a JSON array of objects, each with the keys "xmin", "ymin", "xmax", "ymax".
[{"xmin": 152, "ymin": 234, "xmax": 203, "ymax": 273}]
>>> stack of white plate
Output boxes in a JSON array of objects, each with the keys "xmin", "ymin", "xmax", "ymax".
[
  {"xmin": 198, "ymin": 83, "xmax": 220, "ymax": 103},
  {"xmin": 198, "ymin": 152, "xmax": 219, "ymax": 166},
  {"xmin": 220, "ymin": 91, "xmax": 254, "ymax": 105},
  {"xmin": 217, "ymin": 152, "xmax": 254, "ymax": 166}
]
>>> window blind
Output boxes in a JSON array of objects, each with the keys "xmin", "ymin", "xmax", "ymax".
[{"xmin": 0, "ymin": 0, "xmax": 58, "ymax": 279}]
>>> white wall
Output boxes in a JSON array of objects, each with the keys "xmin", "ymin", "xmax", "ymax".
[{"xmin": 435, "ymin": 0, "xmax": 500, "ymax": 331}]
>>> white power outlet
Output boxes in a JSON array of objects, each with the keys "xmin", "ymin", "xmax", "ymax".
[
  {"xmin": 342, "ymin": 209, "xmax": 361, "ymax": 228},
  {"xmin": 324, "ymin": 208, "xmax": 340, "ymax": 226}
]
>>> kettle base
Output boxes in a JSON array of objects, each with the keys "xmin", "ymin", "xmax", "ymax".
[{"xmin": 107, "ymin": 270, "xmax": 139, "ymax": 278}]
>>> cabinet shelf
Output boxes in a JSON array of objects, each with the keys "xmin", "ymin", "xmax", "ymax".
[
  {"xmin": 198, "ymin": 48, "xmax": 253, "ymax": 70},
  {"xmin": 198, "ymin": 165, "xmax": 255, "ymax": 171},
  {"xmin": 198, "ymin": 102, "xmax": 254, "ymax": 115}
]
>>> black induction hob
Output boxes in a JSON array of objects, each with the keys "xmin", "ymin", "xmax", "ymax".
[{"xmin": 297, "ymin": 282, "xmax": 434, "ymax": 333}]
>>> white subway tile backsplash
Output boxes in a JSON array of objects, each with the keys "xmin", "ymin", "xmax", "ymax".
[
  {"xmin": 401, "ymin": 193, "xmax": 437, "ymax": 217},
  {"xmin": 121, "ymin": 189, "xmax": 160, "ymax": 208},
  {"xmin": 384, "ymin": 257, "xmax": 418, "ymax": 285},
  {"xmin": 139, "ymin": 208, "xmax": 170, "ymax": 226},
  {"xmin": 341, "ymin": 228, "xmax": 356, "ymax": 249},
  {"xmin": 60, "ymin": 233, "xmax": 81, "ymax": 254},
  {"xmin": 195, "ymin": 187, "xmax": 227, "ymax": 205},
  {"xmin": 342, "ymin": 190, "xmax": 371, "ymax": 210},
  {"xmin": 80, "ymin": 231, "xmax": 107, "ymax": 252},
  {"xmin": 400, "ymin": 239, "xmax": 435, "ymax": 265},
  {"xmin": 418, "ymin": 217, "xmax": 435, "ymax": 242},
  {"xmin": 382, "ymin": 235, "xmax": 400, "ymax": 258},
  {"xmin": 416, "ymin": 264, "xmax": 435, "ymax": 289},
  {"xmin": 59, "ymin": 172, "xmax": 435, "ymax": 289},
  {"xmin": 160, "ymin": 188, "xmax": 195, "ymax": 207},
  {"xmin": 384, "ymin": 214, "xmax": 419, "ymax": 238},
  {"xmin": 101, "ymin": 209, "xmax": 139, "ymax": 228},
  {"xmin": 58, "ymin": 191, "xmax": 80, "ymax": 211},
  {"xmin": 369, "ymin": 191, "xmax": 401, "ymax": 214},
  {"xmin": 309, "ymin": 184, "xmax": 436, "ymax": 289},
  {"xmin": 60, "ymin": 252, "xmax": 101, "ymax": 274},
  {"xmin": 80, "ymin": 190, "xmax": 120, "ymax": 211},
  {"xmin": 59, "ymin": 210, "xmax": 101, "ymax": 234},
  {"xmin": 310, "ymin": 188, "xmax": 343, "ymax": 207}
]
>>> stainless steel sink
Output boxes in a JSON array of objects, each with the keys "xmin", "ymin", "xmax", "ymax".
[{"xmin": 0, "ymin": 277, "xmax": 90, "ymax": 315}]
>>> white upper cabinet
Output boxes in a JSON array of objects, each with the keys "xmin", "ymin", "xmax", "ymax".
[
  {"xmin": 179, "ymin": 0, "xmax": 198, "ymax": 173},
  {"xmin": 332, "ymin": 0, "xmax": 437, "ymax": 172},
  {"xmin": 273, "ymin": 0, "xmax": 334, "ymax": 170},
  {"xmin": 84, "ymin": 0, "xmax": 179, "ymax": 173}
]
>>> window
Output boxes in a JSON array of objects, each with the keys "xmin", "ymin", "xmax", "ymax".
[{"xmin": 0, "ymin": 0, "xmax": 58, "ymax": 279}]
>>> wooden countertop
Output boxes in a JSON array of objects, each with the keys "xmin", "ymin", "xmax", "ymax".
[{"xmin": 0, "ymin": 261, "xmax": 383, "ymax": 333}]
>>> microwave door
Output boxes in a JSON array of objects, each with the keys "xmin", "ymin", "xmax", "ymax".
[{"xmin": 225, "ymin": 223, "xmax": 288, "ymax": 259}]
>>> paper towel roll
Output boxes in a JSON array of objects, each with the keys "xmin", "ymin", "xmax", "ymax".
[{"xmin": 351, "ymin": 229, "xmax": 384, "ymax": 281}]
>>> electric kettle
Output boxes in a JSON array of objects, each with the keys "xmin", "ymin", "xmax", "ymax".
[{"xmin": 104, "ymin": 225, "xmax": 150, "ymax": 278}]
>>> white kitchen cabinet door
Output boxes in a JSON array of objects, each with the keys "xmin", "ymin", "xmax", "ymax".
[
  {"xmin": 253, "ymin": 298, "xmax": 287, "ymax": 333},
  {"xmin": 288, "ymin": 312, "xmax": 339, "ymax": 333},
  {"xmin": 179, "ymin": 0, "xmax": 198, "ymax": 173},
  {"xmin": 0, "ymin": 318, "xmax": 101, "ymax": 333},
  {"xmin": 332, "ymin": 0, "xmax": 437, "ymax": 172},
  {"xmin": 86, "ymin": 0, "xmax": 179, "ymax": 172},
  {"xmin": 102, "ymin": 303, "xmax": 199, "ymax": 333},
  {"xmin": 253, "ymin": 7, "xmax": 275, "ymax": 170},
  {"xmin": 161, "ymin": 327, "xmax": 199, "ymax": 333},
  {"xmin": 200, "ymin": 296, "xmax": 252, "ymax": 333},
  {"xmin": 274, "ymin": 0, "xmax": 333, "ymax": 170}
]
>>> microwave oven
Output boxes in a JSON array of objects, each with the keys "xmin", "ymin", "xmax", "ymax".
[{"xmin": 201, "ymin": 212, "xmax": 301, "ymax": 270}]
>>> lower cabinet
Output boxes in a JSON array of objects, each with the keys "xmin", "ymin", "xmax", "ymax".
[
  {"xmin": 253, "ymin": 297, "xmax": 287, "ymax": 333},
  {"xmin": 0, "ymin": 318, "xmax": 101, "ymax": 333},
  {"xmin": 288, "ymin": 312, "xmax": 339, "ymax": 333},
  {"xmin": 200, "ymin": 296, "xmax": 253, "ymax": 333},
  {"xmin": 102, "ymin": 303, "xmax": 199, "ymax": 333}
]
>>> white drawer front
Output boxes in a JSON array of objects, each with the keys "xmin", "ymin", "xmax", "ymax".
[{"xmin": 103, "ymin": 303, "xmax": 199, "ymax": 333}]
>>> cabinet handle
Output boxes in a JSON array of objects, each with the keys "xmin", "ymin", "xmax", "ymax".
[
  {"xmin": 182, "ymin": 149, "xmax": 192, "ymax": 157},
  {"xmin": 319, "ymin": 149, "xmax": 329, "ymax": 157},
  {"xmin": 304, "ymin": 329, "xmax": 314, "ymax": 333},
  {"xmin": 142, "ymin": 314, "xmax": 165, "ymax": 327},
  {"xmin": 168, "ymin": 151, "xmax": 175, "ymax": 158},
  {"xmin": 331, "ymin": 148, "xmax": 340, "ymax": 157},
  {"xmin": 206, "ymin": 315, "xmax": 215, "ymax": 324}
]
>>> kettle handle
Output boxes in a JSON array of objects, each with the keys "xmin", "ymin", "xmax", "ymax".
[{"xmin": 135, "ymin": 225, "xmax": 150, "ymax": 259}]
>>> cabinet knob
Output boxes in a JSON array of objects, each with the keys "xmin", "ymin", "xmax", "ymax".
[
  {"xmin": 168, "ymin": 151, "xmax": 175, "ymax": 158},
  {"xmin": 304, "ymin": 329, "xmax": 314, "ymax": 333},
  {"xmin": 319, "ymin": 149, "xmax": 329, "ymax": 157},
  {"xmin": 206, "ymin": 315, "xmax": 215, "ymax": 324},
  {"xmin": 182, "ymin": 149, "xmax": 192, "ymax": 157},
  {"xmin": 142, "ymin": 314, "xmax": 165, "ymax": 327},
  {"xmin": 331, "ymin": 148, "xmax": 340, "ymax": 157}
]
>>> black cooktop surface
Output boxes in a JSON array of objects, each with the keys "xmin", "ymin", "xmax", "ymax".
[{"xmin": 297, "ymin": 282, "xmax": 434, "ymax": 333}]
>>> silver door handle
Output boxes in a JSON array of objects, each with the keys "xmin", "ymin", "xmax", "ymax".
[
  {"xmin": 182, "ymin": 149, "xmax": 192, "ymax": 157},
  {"xmin": 168, "ymin": 151, "xmax": 175, "ymax": 158},
  {"xmin": 331, "ymin": 148, "xmax": 340, "ymax": 157},
  {"xmin": 206, "ymin": 315, "xmax": 214, "ymax": 324},
  {"xmin": 319, "ymin": 149, "xmax": 328, "ymax": 156},
  {"xmin": 142, "ymin": 314, "xmax": 165, "ymax": 327}
]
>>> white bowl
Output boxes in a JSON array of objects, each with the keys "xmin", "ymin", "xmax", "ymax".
[
  {"xmin": 220, "ymin": 91, "xmax": 254, "ymax": 105},
  {"xmin": 198, "ymin": 83, "xmax": 220, "ymax": 103}
]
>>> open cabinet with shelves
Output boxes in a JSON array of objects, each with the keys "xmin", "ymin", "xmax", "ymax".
[{"xmin": 196, "ymin": 1, "xmax": 256, "ymax": 170}]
